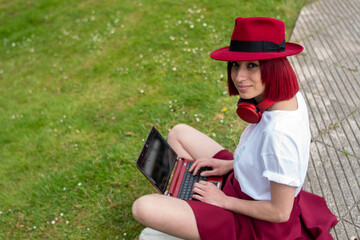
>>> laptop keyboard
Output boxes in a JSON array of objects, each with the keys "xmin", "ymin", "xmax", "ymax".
[{"xmin": 177, "ymin": 161, "xmax": 211, "ymax": 200}]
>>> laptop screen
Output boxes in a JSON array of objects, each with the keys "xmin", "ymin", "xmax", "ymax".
[{"xmin": 136, "ymin": 127, "xmax": 178, "ymax": 194}]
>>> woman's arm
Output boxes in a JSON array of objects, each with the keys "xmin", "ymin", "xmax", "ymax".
[
  {"xmin": 224, "ymin": 182, "xmax": 296, "ymax": 222},
  {"xmin": 193, "ymin": 181, "xmax": 296, "ymax": 223}
]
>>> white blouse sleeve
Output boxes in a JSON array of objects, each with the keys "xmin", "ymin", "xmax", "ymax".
[{"xmin": 259, "ymin": 130, "xmax": 302, "ymax": 187}]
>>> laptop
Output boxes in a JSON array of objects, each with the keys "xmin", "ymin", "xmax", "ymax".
[{"xmin": 136, "ymin": 126, "xmax": 223, "ymax": 200}]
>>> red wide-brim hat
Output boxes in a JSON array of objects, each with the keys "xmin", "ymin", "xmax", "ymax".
[{"xmin": 210, "ymin": 17, "xmax": 303, "ymax": 61}]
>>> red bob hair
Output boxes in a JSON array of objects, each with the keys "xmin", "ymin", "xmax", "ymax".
[{"xmin": 227, "ymin": 57, "xmax": 299, "ymax": 101}]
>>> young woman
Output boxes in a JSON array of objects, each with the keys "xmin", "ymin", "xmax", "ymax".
[{"xmin": 132, "ymin": 17, "xmax": 337, "ymax": 240}]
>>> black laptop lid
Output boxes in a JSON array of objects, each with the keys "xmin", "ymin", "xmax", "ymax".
[{"xmin": 136, "ymin": 127, "xmax": 178, "ymax": 194}]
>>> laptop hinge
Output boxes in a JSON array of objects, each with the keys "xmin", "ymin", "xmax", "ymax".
[{"xmin": 168, "ymin": 158, "xmax": 184, "ymax": 196}]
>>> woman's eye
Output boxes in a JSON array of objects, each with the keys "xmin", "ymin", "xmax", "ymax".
[
  {"xmin": 248, "ymin": 63, "xmax": 258, "ymax": 68},
  {"xmin": 231, "ymin": 61, "xmax": 239, "ymax": 67}
]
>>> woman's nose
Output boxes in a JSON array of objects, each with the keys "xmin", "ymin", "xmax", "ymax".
[{"xmin": 233, "ymin": 68, "xmax": 247, "ymax": 82}]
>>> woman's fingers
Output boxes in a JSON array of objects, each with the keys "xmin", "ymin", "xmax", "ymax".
[
  {"xmin": 192, "ymin": 181, "xmax": 214, "ymax": 200},
  {"xmin": 189, "ymin": 159, "xmax": 211, "ymax": 175},
  {"xmin": 200, "ymin": 169, "xmax": 215, "ymax": 177},
  {"xmin": 189, "ymin": 162, "xmax": 199, "ymax": 175},
  {"xmin": 192, "ymin": 181, "xmax": 206, "ymax": 194},
  {"xmin": 193, "ymin": 164, "xmax": 205, "ymax": 176}
]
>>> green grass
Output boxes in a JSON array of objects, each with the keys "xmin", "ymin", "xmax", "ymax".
[{"xmin": 0, "ymin": 0, "xmax": 307, "ymax": 238}]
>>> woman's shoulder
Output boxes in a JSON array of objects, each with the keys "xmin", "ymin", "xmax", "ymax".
[
  {"xmin": 263, "ymin": 92, "xmax": 307, "ymax": 121},
  {"xmin": 269, "ymin": 96, "xmax": 297, "ymax": 111},
  {"xmin": 260, "ymin": 93, "xmax": 309, "ymax": 135},
  {"xmin": 268, "ymin": 92, "xmax": 305, "ymax": 112}
]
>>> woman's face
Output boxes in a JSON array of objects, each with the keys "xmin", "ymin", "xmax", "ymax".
[{"xmin": 230, "ymin": 60, "xmax": 265, "ymax": 102}]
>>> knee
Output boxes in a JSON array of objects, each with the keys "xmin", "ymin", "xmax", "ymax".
[
  {"xmin": 132, "ymin": 196, "xmax": 145, "ymax": 223},
  {"xmin": 168, "ymin": 124, "xmax": 189, "ymax": 142},
  {"xmin": 132, "ymin": 195, "xmax": 153, "ymax": 224}
]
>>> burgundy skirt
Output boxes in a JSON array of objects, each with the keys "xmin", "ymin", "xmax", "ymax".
[{"xmin": 186, "ymin": 150, "xmax": 338, "ymax": 240}]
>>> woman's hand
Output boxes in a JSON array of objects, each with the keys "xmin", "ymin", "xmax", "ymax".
[
  {"xmin": 189, "ymin": 158, "xmax": 233, "ymax": 177},
  {"xmin": 192, "ymin": 181, "xmax": 228, "ymax": 207}
]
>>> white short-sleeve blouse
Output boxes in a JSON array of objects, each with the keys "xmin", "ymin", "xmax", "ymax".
[{"xmin": 233, "ymin": 92, "xmax": 311, "ymax": 200}]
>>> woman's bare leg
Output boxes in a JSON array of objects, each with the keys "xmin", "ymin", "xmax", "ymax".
[
  {"xmin": 167, "ymin": 124, "xmax": 224, "ymax": 160},
  {"xmin": 132, "ymin": 124, "xmax": 223, "ymax": 239},
  {"xmin": 132, "ymin": 194, "xmax": 201, "ymax": 240}
]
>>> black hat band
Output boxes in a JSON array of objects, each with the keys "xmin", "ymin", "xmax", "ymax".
[{"xmin": 229, "ymin": 40, "xmax": 286, "ymax": 53}]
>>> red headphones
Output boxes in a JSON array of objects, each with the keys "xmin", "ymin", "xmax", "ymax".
[{"xmin": 237, "ymin": 98, "xmax": 276, "ymax": 123}]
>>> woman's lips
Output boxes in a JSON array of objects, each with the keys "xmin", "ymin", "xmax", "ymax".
[{"xmin": 237, "ymin": 85, "xmax": 251, "ymax": 91}]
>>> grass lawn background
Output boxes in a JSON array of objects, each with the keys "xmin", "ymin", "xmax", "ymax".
[{"xmin": 0, "ymin": 0, "xmax": 308, "ymax": 238}]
